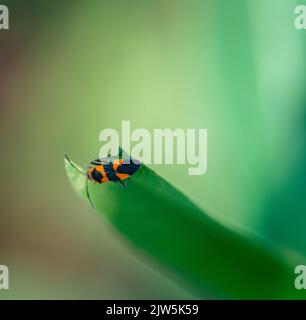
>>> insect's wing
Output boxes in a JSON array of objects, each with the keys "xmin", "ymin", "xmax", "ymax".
[
  {"xmin": 93, "ymin": 146, "xmax": 126, "ymax": 164},
  {"xmin": 93, "ymin": 147, "xmax": 122, "ymax": 164},
  {"xmin": 115, "ymin": 160, "xmax": 141, "ymax": 175},
  {"xmin": 99, "ymin": 163, "xmax": 114, "ymax": 174},
  {"xmin": 90, "ymin": 159, "xmax": 109, "ymax": 165}
]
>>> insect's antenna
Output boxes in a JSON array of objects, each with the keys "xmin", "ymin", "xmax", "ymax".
[
  {"xmin": 86, "ymin": 178, "xmax": 94, "ymax": 209},
  {"xmin": 64, "ymin": 153, "xmax": 86, "ymax": 175}
]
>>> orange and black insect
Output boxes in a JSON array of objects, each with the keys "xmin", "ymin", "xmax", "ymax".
[{"xmin": 65, "ymin": 150, "xmax": 141, "ymax": 208}]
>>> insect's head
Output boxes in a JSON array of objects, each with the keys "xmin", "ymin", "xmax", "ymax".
[{"xmin": 86, "ymin": 167, "xmax": 94, "ymax": 181}]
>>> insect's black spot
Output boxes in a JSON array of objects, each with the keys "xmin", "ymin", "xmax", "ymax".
[
  {"xmin": 107, "ymin": 171, "xmax": 119, "ymax": 182},
  {"xmin": 91, "ymin": 168, "xmax": 103, "ymax": 183},
  {"xmin": 103, "ymin": 163, "xmax": 119, "ymax": 181},
  {"xmin": 102, "ymin": 163, "xmax": 114, "ymax": 172},
  {"xmin": 117, "ymin": 160, "xmax": 140, "ymax": 175}
]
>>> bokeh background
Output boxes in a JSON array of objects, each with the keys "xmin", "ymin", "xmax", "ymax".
[{"xmin": 1, "ymin": 0, "xmax": 306, "ymax": 299}]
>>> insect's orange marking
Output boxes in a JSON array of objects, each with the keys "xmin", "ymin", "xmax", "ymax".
[
  {"xmin": 116, "ymin": 173, "xmax": 130, "ymax": 181},
  {"xmin": 95, "ymin": 165, "xmax": 109, "ymax": 183},
  {"xmin": 95, "ymin": 165, "xmax": 105, "ymax": 175},
  {"xmin": 113, "ymin": 159, "xmax": 123, "ymax": 171},
  {"xmin": 102, "ymin": 176, "xmax": 109, "ymax": 183}
]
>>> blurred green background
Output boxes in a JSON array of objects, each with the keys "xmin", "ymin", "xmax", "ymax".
[{"xmin": 1, "ymin": 0, "xmax": 306, "ymax": 299}]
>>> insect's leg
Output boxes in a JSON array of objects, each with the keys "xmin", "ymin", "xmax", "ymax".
[
  {"xmin": 122, "ymin": 179, "xmax": 128, "ymax": 188},
  {"xmin": 107, "ymin": 146, "xmax": 123, "ymax": 159},
  {"xmin": 118, "ymin": 179, "xmax": 128, "ymax": 189},
  {"xmin": 107, "ymin": 146, "xmax": 122, "ymax": 158},
  {"xmin": 117, "ymin": 179, "xmax": 127, "ymax": 189},
  {"xmin": 118, "ymin": 146, "xmax": 123, "ymax": 158},
  {"xmin": 86, "ymin": 178, "xmax": 94, "ymax": 208}
]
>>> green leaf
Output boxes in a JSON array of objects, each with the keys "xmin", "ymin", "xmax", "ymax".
[{"xmin": 64, "ymin": 156, "xmax": 303, "ymax": 299}]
